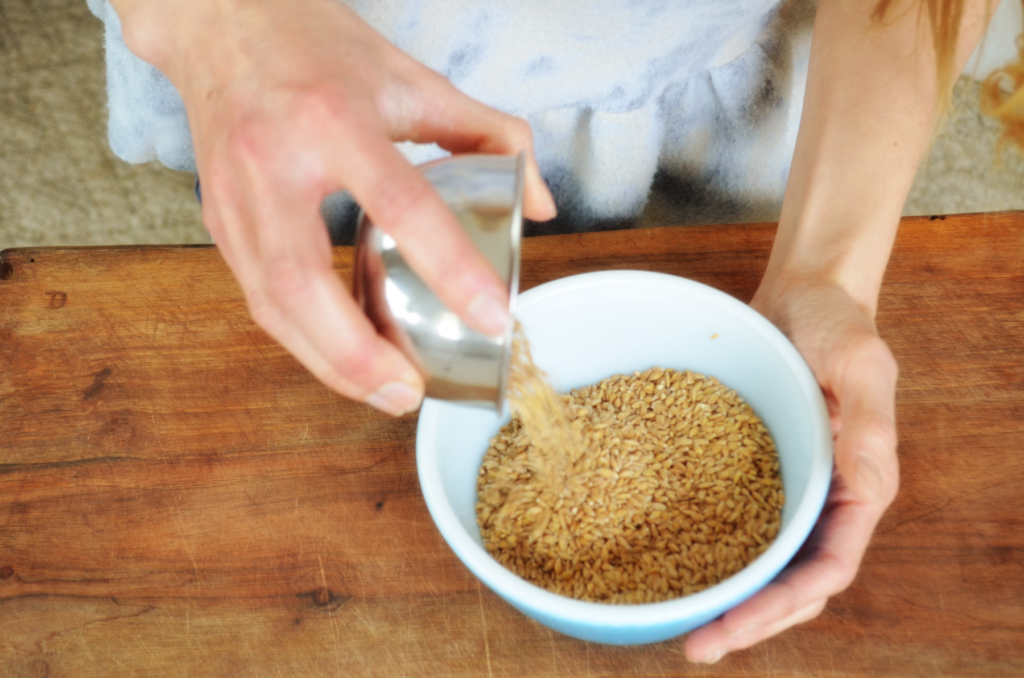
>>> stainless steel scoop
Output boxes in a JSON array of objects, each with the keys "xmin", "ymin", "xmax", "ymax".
[{"xmin": 353, "ymin": 153, "xmax": 524, "ymax": 411}]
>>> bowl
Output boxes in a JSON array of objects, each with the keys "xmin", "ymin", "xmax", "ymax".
[{"xmin": 416, "ymin": 270, "xmax": 833, "ymax": 645}]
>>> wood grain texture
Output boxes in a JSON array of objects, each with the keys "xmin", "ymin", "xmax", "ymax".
[{"xmin": 2, "ymin": 213, "xmax": 1023, "ymax": 677}]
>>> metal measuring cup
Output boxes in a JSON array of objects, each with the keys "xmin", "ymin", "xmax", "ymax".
[{"xmin": 353, "ymin": 153, "xmax": 524, "ymax": 411}]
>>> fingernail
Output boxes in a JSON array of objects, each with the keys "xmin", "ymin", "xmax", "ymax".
[
  {"xmin": 467, "ymin": 292, "xmax": 510, "ymax": 337},
  {"xmin": 725, "ymin": 624, "xmax": 760, "ymax": 637},
  {"xmin": 856, "ymin": 454, "xmax": 885, "ymax": 502},
  {"xmin": 699, "ymin": 648, "xmax": 727, "ymax": 664},
  {"xmin": 545, "ymin": 192, "xmax": 558, "ymax": 219},
  {"xmin": 365, "ymin": 382, "xmax": 423, "ymax": 416}
]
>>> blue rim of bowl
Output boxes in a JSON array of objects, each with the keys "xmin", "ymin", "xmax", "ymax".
[{"xmin": 417, "ymin": 270, "xmax": 833, "ymax": 631}]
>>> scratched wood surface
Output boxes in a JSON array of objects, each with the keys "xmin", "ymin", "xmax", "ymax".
[{"xmin": 1, "ymin": 213, "xmax": 1023, "ymax": 677}]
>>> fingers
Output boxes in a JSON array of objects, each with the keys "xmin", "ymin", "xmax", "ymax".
[
  {"xmin": 683, "ymin": 497, "xmax": 877, "ymax": 663},
  {"xmin": 687, "ymin": 598, "xmax": 827, "ymax": 664},
  {"xmin": 433, "ymin": 101, "xmax": 556, "ymax": 223},
  {"xmin": 203, "ymin": 151, "xmax": 426, "ymax": 416},
  {"xmin": 260, "ymin": 185, "xmax": 426, "ymax": 408},
  {"xmin": 336, "ymin": 127, "xmax": 513, "ymax": 338},
  {"xmin": 393, "ymin": 74, "xmax": 557, "ymax": 223}
]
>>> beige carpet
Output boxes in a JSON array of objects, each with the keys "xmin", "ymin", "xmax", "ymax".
[
  {"xmin": 1, "ymin": 0, "xmax": 1021, "ymax": 249},
  {"xmin": 0, "ymin": 0, "xmax": 207, "ymax": 248}
]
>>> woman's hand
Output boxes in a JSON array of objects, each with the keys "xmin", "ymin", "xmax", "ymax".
[
  {"xmin": 685, "ymin": 275, "xmax": 899, "ymax": 663},
  {"xmin": 681, "ymin": 0, "xmax": 990, "ymax": 659},
  {"xmin": 110, "ymin": 0, "xmax": 556, "ymax": 415}
]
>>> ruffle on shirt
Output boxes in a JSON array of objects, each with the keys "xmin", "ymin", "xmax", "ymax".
[
  {"xmin": 89, "ymin": 0, "xmax": 814, "ymax": 241},
  {"xmin": 656, "ymin": 0, "xmax": 815, "ymax": 226},
  {"xmin": 88, "ymin": 1, "xmax": 195, "ymax": 171}
]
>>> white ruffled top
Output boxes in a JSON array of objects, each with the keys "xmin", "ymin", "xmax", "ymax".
[{"xmin": 86, "ymin": 0, "xmax": 813, "ymax": 227}]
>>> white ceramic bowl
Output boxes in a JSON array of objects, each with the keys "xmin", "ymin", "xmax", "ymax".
[{"xmin": 416, "ymin": 271, "xmax": 833, "ymax": 644}]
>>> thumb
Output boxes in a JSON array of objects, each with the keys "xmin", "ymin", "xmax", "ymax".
[{"xmin": 832, "ymin": 333, "xmax": 900, "ymax": 506}]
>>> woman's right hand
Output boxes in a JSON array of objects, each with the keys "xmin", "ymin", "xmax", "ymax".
[{"xmin": 110, "ymin": 0, "xmax": 557, "ymax": 415}]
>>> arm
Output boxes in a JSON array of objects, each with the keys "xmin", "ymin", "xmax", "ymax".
[
  {"xmin": 107, "ymin": 0, "xmax": 556, "ymax": 415},
  {"xmin": 686, "ymin": 0, "xmax": 991, "ymax": 662}
]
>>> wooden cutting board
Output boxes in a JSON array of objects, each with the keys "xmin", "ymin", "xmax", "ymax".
[{"xmin": 1, "ymin": 213, "xmax": 1023, "ymax": 677}]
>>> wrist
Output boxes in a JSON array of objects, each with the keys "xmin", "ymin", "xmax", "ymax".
[
  {"xmin": 761, "ymin": 225, "xmax": 894, "ymax": 320},
  {"xmin": 756, "ymin": 209, "xmax": 900, "ymax": 323},
  {"xmin": 108, "ymin": 0, "xmax": 242, "ymax": 92}
]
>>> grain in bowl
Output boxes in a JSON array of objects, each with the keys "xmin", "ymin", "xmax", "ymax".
[{"xmin": 476, "ymin": 328, "xmax": 784, "ymax": 604}]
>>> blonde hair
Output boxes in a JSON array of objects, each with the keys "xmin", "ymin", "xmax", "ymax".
[
  {"xmin": 874, "ymin": 0, "xmax": 1024, "ymax": 152},
  {"xmin": 980, "ymin": 12, "xmax": 1024, "ymax": 151}
]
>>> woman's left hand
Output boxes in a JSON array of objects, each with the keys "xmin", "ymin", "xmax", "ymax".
[
  {"xmin": 680, "ymin": 0, "xmax": 999, "ymax": 658},
  {"xmin": 684, "ymin": 274, "xmax": 900, "ymax": 663}
]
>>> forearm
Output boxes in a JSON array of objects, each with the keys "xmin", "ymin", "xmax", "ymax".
[
  {"xmin": 105, "ymin": 0, "xmax": 324, "ymax": 95},
  {"xmin": 762, "ymin": 0, "xmax": 990, "ymax": 317},
  {"xmin": 106, "ymin": 0, "xmax": 214, "ymax": 77}
]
